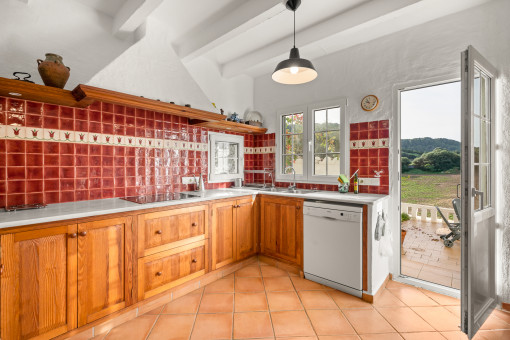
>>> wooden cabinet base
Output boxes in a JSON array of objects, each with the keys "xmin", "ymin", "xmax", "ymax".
[{"xmin": 52, "ymin": 256, "xmax": 257, "ymax": 340}]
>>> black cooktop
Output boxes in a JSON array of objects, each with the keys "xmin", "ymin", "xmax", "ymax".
[{"xmin": 120, "ymin": 193, "xmax": 197, "ymax": 204}]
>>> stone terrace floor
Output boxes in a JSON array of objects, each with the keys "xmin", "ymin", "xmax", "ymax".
[
  {"xmin": 401, "ymin": 219, "xmax": 461, "ymax": 289},
  {"xmin": 84, "ymin": 260, "xmax": 510, "ymax": 340}
]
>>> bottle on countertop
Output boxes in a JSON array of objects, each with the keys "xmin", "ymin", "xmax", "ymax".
[{"xmin": 352, "ymin": 170, "xmax": 359, "ymax": 194}]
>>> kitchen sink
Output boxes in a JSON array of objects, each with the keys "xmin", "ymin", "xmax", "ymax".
[{"xmin": 259, "ymin": 187, "xmax": 317, "ymax": 194}]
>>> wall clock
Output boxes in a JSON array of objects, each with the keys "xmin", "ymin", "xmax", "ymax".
[{"xmin": 361, "ymin": 95, "xmax": 379, "ymax": 111}]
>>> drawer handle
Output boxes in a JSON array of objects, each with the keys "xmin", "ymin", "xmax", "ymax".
[
  {"xmin": 192, "ymin": 259, "xmax": 197, "ymax": 263},
  {"xmin": 155, "ymin": 230, "xmax": 163, "ymax": 235},
  {"xmin": 233, "ymin": 205, "xmax": 237, "ymax": 208},
  {"xmin": 296, "ymin": 206, "xmax": 301, "ymax": 210},
  {"xmin": 237, "ymin": 205, "xmax": 241, "ymax": 208},
  {"xmin": 79, "ymin": 231, "xmax": 87, "ymax": 237},
  {"xmin": 156, "ymin": 271, "xmax": 162, "ymax": 276},
  {"xmin": 191, "ymin": 222, "xmax": 197, "ymax": 227},
  {"xmin": 69, "ymin": 233, "xmax": 78, "ymax": 239}
]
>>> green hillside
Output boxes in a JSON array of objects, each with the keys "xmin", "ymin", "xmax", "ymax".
[{"xmin": 401, "ymin": 137, "xmax": 460, "ymax": 154}]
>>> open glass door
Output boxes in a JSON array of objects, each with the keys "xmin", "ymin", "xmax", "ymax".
[{"xmin": 460, "ymin": 45, "xmax": 497, "ymax": 339}]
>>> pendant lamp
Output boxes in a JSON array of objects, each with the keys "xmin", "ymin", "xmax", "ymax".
[{"xmin": 272, "ymin": 0, "xmax": 317, "ymax": 85}]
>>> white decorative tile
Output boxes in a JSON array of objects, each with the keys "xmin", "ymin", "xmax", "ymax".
[
  {"xmin": 44, "ymin": 128, "xmax": 58, "ymax": 141},
  {"xmin": 359, "ymin": 140, "xmax": 369, "ymax": 149},
  {"xmin": 27, "ymin": 127, "xmax": 43, "ymax": 140},
  {"xmin": 77, "ymin": 132, "xmax": 88, "ymax": 143},
  {"xmin": 126, "ymin": 136, "xmax": 135, "ymax": 147},
  {"xmin": 102, "ymin": 134, "xmax": 113, "ymax": 145},
  {"xmin": 146, "ymin": 138, "xmax": 155, "ymax": 148},
  {"xmin": 60, "ymin": 130, "xmax": 75, "ymax": 142},
  {"xmin": 379, "ymin": 138, "xmax": 389, "ymax": 148},
  {"xmin": 136, "ymin": 137, "xmax": 146, "ymax": 147},
  {"xmin": 155, "ymin": 139, "xmax": 164, "ymax": 148},
  {"xmin": 368, "ymin": 139, "xmax": 378, "ymax": 148},
  {"xmin": 89, "ymin": 133, "xmax": 101, "ymax": 144},
  {"xmin": 0, "ymin": 124, "xmax": 6, "ymax": 138}
]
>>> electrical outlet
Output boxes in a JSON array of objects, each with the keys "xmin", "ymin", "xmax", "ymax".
[
  {"xmin": 182, "ymin": 177, "xmax": 197, "ymax": 185},
  {"xmin": 359, "ymin": 177, "xmax": 380, "ymax": 186}
]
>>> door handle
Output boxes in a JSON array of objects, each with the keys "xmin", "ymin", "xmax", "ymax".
[
  {"xmin": 155, "ymin": 230, "xmax": 163, "ymax": 234},
  {"xmin": 156, "ymin": 271, "xmax": 162, "ymax": 276},
  {"xmin": 457, "ymin": 184, "xmax": 461, "ymax": 198},
  {"xmin": 472, "ymin": 188, "xmax": 484, "ymax": 209},
  {"xmin": 69, "ymin": 233, "xmax": 78, "ymax": 238},
  {"xmin": 191, "ymin": 222, "xmax": 197, "ymax": 227},
  {"xmin": 192, "ymin": 258, "xmax": 197, "ymax": 263},
  {"xmin": 79, "ymin": 231, "xmax": 87, "ymax": 237}
]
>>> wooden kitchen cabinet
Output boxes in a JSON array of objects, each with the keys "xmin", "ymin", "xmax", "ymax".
[
  {"xmin": 211, "ymin": 196, "xmax": 255, "ymax": 269},
  {"xmin": 77, "ymin": 216, "xmax": 133, "ymax": 326},
  {"xmin": 0, "ymin": 225, "xmax": 78, "ymax": 340},
  {"xmin": 260, "ymin": 195, "xmax": 303, "ymax": 267}
]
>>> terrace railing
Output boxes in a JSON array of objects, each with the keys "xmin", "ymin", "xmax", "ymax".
[{"xmin": 401, "ymin": 202, "xmax": 458, "ymax": 224}]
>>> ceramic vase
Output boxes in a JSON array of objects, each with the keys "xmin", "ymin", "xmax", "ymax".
[{"xmin": 37, "ymin": 53, "xmax": 70, "ymax": 89}]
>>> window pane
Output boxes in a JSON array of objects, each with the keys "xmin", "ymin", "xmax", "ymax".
[
  {"xmin": 314, "ymin": 154, "xmax": 327, "ymax": 175},
  {"xmin": 283, "ymin": 114, "xmax": 294, "ymax": 134},
  {"xmin": 474, "ymin": 116, "xmax": 480, "ymax": 163},
  {"xmin": 327, "ymin": 153, "xmax": 341, "ymax": 175},
  {"xmin": 480, "ymin": 120, "xmax": 490, "ymax": 164},
  {"xmin": 480, "ymin": 164, "xmax": 489, "ymax": 208},
  {"xmin": 294, "ymin": 113, "xmax": 304, "ymax": 134},
  {"xmin": 314, "ymin": 132, "xmax": 326, "ymax": 153},
  {"xmin": 474, "ymin": 68, "xmax": 481, "ymax": 116},
  {"xmin": 481, "ymin": 72, "xmax": 489, "ymax": 119},
  {"xmin": 228, "ymin": 158, "xmax": 238, "ymax": 174},
  {"xmin": 327, "ymin": 131, "xmax": 340, "ymax": 153},
  {"xmin": 283, "ymin": 135, "xmax": 293, "ymax": 154},
  {"xmin": 314, "ymin": 110, "xmax": 327, "ymax": 132},
  {"xmin": 228, "ymin": 143, "xmax": 238, "ymax": 157},
  {"xmin": 283, "ymin": 155, "xmax": 303, "ymax": 175},
  {"xmin": 327, "ymin": 107, "xmax": 341, "ymax": 130},
  {"xmin": 474, "ymin": 165, "xmax": 480, "ymax": 209}
]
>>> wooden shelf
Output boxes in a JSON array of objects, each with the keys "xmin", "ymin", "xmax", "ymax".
[
  {"xmin": 190, "ymin": 119, "xmax": 267, "ymax": 135},
  {"xmin": 0, "ymin": 77, "xmax": 267, "ymax": 135},
  {"xmin": 0, "ymin": 77, "xmax": 86, "ymax": 107},
  {"xmin": 72, "ymin": 85, "xmax": 225, "ymax": 122}
]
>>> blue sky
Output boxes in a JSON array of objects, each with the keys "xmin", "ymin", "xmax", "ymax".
[{"xmin": 401, "ymin": 81, "xmax": 461, "ymax": 142}]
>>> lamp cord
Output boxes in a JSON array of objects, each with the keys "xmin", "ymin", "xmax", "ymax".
[{"xmin": 293, "ymin": 9, "xmax": 296, "ymax": 48}]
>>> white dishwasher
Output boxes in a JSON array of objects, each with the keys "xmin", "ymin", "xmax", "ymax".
[{"xmin": 303, "ymin": 201, "xmax": 363, "ymax": 297}]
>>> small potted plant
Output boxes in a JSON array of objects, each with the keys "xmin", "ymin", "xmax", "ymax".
[{"xmin": 401, "ymin": 212, "xmax": 410, "ymax": 245}]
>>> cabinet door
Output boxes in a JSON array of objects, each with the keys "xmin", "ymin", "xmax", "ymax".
[
  {"xmin": 211, "ymin": 200, "xmax": 236, "ymax": 269},
  {"xmin": 260, "ymin": 196, "xmax": 303, "ymax": 266},
  {"xmin": 138, "ymin": 240, "xmax": 207, "ymax": 300},
  {"xmin": 77, "ymin": 216, "xmax": 133, "ymax": 326},
  {"xmin": 236, "ymin": 197, "xmax": 257, "ymax": 260},
  {"xmin": 277, "ymin": 200, "xmax": 303, "ymax": 266},
  {"xmin": 138, "ymin": 205, "xmax": 208, "ymax": 257},
  {"xmin": 1, "ymin": 225, "xmax": 78, "ymax": 340}
]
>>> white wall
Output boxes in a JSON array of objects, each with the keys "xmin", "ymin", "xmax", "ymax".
[
  {"xmin": 254, "ymin": 0, "xmax": 510, "ymax": 301},
  {"xmin": 0, "ymin": 0, "xmax": 132, "ymax": 89}
]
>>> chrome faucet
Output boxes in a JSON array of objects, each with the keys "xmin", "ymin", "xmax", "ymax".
[
  {"xmin": 285, "ymin": 166, "xmax": 296, "ymax": 190},
  {"xmin": 194, "ymin": 173, "xmax": 206, "ymax": 193},
  {"xmin": 268, "ymin": 170, "xmax": 275, "ymax": 188}
]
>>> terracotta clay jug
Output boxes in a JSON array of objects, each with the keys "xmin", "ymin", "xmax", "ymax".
[{"xmin": 37, "ymin": 53, "xmax": 70, "ymax": 88}]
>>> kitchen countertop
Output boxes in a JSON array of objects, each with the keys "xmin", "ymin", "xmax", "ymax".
[{"xmin": 0, "ymin": 188, "xmax": 387, "ymax": 230}]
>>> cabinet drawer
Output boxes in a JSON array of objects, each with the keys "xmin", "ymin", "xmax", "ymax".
[
  {"xmin": 137, "ymin": 205, "xmax": 208, "ymax": 257},
  {"xmin": 138, "ymin": 240, "xmax": 207, "ymax": 299}
]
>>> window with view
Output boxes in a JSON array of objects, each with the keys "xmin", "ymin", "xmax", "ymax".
[
  {"xmin": 276, "ymin": 99, "xmax": 347, "ymax": 183},
  {"xmin": 208, "ymin": 132, "xmax": 244, "ymax": 182}
]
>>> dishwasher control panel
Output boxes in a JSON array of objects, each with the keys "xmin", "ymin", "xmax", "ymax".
[{"xmin": 303, "ymin": 205, "xmax": 362, "ymax": 223}]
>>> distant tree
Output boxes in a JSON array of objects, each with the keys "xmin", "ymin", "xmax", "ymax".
[
  {"xmin": 401, "ymin": 138, "xmax": 460, "ymax": 153},
  {"xmin": 411, "ymin": 148, "xmax": 460, "ymax": 172},
  {"xmin": 401, "ymin": 157, "xmax": 411, "ymax": 172}
]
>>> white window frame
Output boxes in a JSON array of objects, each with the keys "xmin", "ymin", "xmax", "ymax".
[
  {"xmin": 275, "ymin": 99, "xmax": 348, "ymax": 184},
  {"xmin": 208, "ymin": 132, "xmax": 244, "ymax": 183}
]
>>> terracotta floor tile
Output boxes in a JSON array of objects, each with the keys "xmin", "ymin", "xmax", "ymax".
[
  {"xmin": 376, "ymin": 307, "xmax": 435, "ymax": 333},
  {"xmin": 480, "ymin": 314, "xmax": 510, "ymax": 330},
  {"xmin": 419, "ymin": 289, "xmax": 460, "ymax": 306},
  {"xmin": 261, "ymin": 266, "xmax": 290, "ymax": 277},
  {"xmin": 267, "ymin": 291, "xmax": 304, "ymax": 311},
  {"xmin": 412, "ymin": 306, "xmax": 460, "ymax": 331},
  {"xmin": 143, "ymin": 306, "xmax": 164, "ymax": 315},
  {"xmin": 278, "ymin": 337, "xmax": 317, "ymax": 340},
  {"xmin": 236, "ymin": 277, "xmax": 265, "ymax": 292},
  {"xmin": 235, "ymin": 292, "xmax": 269, "ymax": 312},
  {"xmin": 233, "ymin": 311, "xmax": 274, "ymax": 339},
  {"xmin": 104, "ymin": 315, "xmax": 157, "ymax": 340},
  {"xmin": 342, "ymin": 309, "xmax": 395, "ymax": 334},
  {"xmin": 374, "ymin": 289, "xmax": 406, "ymax": 308},
  {"xmin": 191, "ymin": 313, "xmax": 233, "ymax": 340},
  {"xmin": 472, "ymin": 330, "xmax": 510, "ymax": 339},
  {"xmin": 205, "ymin": 277, "xmax": 235, "ymax": 294},
  {"xmin": 317, "ymin": 336, "xmax": 360, "ymax": 340},
  {"xmin": 328, "ymin": 290, "xmax": 372, "ymax": 309},
  {"xmin": 291, "ymin": 276, "xmax": 328, "ymax": 291},
  {"xmin": 307, "ymin": 310, "xmax": 356, "ymax": 336},
  {"xmin": 400, "ymin": 332, "xmax": 447, "ymax": 340},
  {"xmin": 388, "ymin": 288, "xmax": 438, "ymax": 307},
  {"xmin": 264, "ymin": 276, "xmax": 295, "ymax": 291},
  {"xmin": 199, "ymin": 293, "xmax": 234, "ymax": 313},
  {"xmin": 445, "ymin": 305, "xmax": 461, "ymax": 318},
  {"xmin": 271, "ymin": 310, "xmax": 315, "ymax": 337},
  {"xmin": 358, "ymin": 334, "xmax": 403, "ymax": 340},
  {"xmin": 236, "ymin": 265, "xmax": 262, "ymax": 277},
  {"xmin": 492, "ymin": 309, "xmax": 510, "ymax": 324},
  {"xmin": 147, "ymin": 314, "xmax": 195, "ymax": 340},
  {"xmin": 441, "ymin": 330, "xmax": 468, "ymax": 340},
  {"xmin": 299, "ymin": 291, "xmax": 338, "ymax": 310},
  {"xmin": 161, "ymin": 293, "xmax": 202, "ymax": 314}
]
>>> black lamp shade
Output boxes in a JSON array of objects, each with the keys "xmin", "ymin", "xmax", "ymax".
[{"xmin": 272, "ymin": 47, "xmax": 317, "ymax": 85}]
